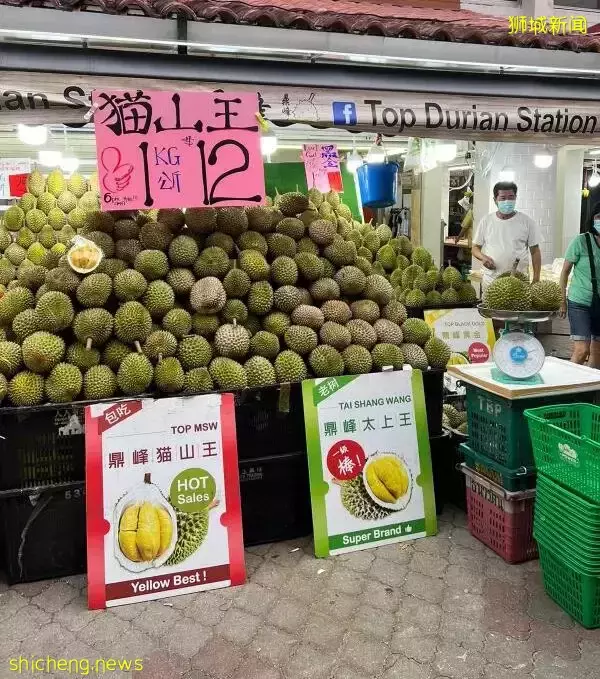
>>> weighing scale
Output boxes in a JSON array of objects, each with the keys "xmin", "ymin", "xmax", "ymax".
[{"xmin": 478, "ymin": 306, "xmax": 557, "ymax": 384}]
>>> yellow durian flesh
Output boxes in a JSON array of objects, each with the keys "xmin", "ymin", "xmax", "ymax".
[
  {"xmin": 135, "ymin": 501, "xmax": 161, "ymax": 561},
  {"xmin": 156, "ymin": 506, "xmax": 173, "ymax": 557},
  {"xmin": 366, "ymin": 456, "xmax": 410, "ymax": 503},
  {"xmin": 118, "ymin": 504, "xmax": 142, "ymax": 562}
]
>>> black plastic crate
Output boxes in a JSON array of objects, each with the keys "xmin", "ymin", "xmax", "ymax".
[
  {"xmin": 430, "ymin": 432, "xmax": 466, "ymax": 514},
  {"xmin": 422, "ymin": 369, "xmax": 444, "ymax": 437},
  {"xmin": 240, "ymin": 451, "xmax": 312, "ymax": 546},
  {"xmin": 0, "ymin": 403, "xmax": 86, "ymax": 490},
  {"xmin": 235, "ymin": 384, "xmax": 306, "ymax": 460},
  {"xmin": 1, "ymin": 484, "xmax": 86, "ymax": 584}
]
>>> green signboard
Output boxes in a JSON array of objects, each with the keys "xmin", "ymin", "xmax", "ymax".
[{"xmin": 302, "ymin": 371, "xmax": 437, "ymax": 557}]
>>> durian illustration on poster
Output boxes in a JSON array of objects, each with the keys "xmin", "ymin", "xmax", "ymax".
[
  {"xmin": 85, "ymin": 393, "xmax": 245, "ymax": 609},
  {"xmin": 423, "ymin": 308, "xmax": 496, "ymax": 365},
  {"xmin": 302, "ymin": 370, "xmax": 437, "ymax": 557}
]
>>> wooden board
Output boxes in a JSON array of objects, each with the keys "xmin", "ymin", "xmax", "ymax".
[{"xmin": 447, "ymin": 357, "xmax": 600, "ymax": 400}]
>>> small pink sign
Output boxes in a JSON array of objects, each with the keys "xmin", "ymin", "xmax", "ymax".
[
  {"xmin": 92, "ymin": 89, "xmax": 265, "ymax": 211},
  {"xmin": 302, "ymin": 143, "xmax": 343, "ymax": 194}
]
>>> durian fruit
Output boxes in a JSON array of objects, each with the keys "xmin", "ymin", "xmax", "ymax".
[
  {"xmin": 340, "ymin": 476, "xmax": 393, "ymax": 521},
  {"xmin": 443, "ymin": 403, "xmax": 463, "ymax": 429},
  {"xmin": 118, "ymin": 494, "xmax": 174, "ymax": 564},
  {"xmin": 424, "ymin": 337, "xmax": 451, "ymax": 369},
  {"xmin": 483, "ymin": 273, "xmax": 531, "ymax": 311},
  {"xmin": 165, "ymin": 501, "xmax": 210, "ymax": 566},
  {"xmin": 365, "ymin": 455, "xmax": 410, "ymax": 503},
  {"xmin": 530, "ymin": 280, "xmax": 561, "ymax": 311}
]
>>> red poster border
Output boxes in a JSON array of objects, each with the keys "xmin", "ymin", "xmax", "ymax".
[
  {"xmin": 85, "ymin": 406, "xmax": 108, "ymax": 610},
  {"xmin": 220, "ymin": 393, "xmax": 246, "ymax": 586}
]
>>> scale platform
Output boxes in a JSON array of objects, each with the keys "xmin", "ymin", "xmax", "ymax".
[{"xmin": 477, "ymin": 305, "xmax": 557, "ymax": 383}]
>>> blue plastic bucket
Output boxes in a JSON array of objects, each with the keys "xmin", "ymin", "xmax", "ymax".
[{"xmin": 357, "ymin": 162, "xmax": 399, "ymax": 209}]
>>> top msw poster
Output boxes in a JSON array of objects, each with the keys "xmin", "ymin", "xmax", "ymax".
[
  {"xmin": 302, "ymin": 371, "xmax": 437, "ymax": 557},
  {"xmin": 85, "ymin": 394, "xmax": 245, "ymax": 609},
  {"xmin": 92, "ymin": 89, "xmax": 265, "ymax": 211}
]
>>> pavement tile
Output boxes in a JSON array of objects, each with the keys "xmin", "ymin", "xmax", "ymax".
[
  {"xmin": 391, "ymin": 634, "xmax": 437, "ymax": 663},
  {"xmin": 232, "ymin": 656, "xmax": 283, "ymax": 679},
  {"xmin": 334, "ymin": 549, "xmax": 375, "ymax": 572},
  {"xmin": 433, "ymin": 642, "xmax": 486, "ymax": 679},
  {"xmin": 360, "ymin": 580, "xmax": 401, "ymax": 613},
  {"xmin": 395, "ymin": 595, "xmax": 442, "ymax": 635},
  {"xmin": 233, "ymin": 582, "xmax": 277, "ymax": 617},
  {"xmin": 338, "ymin": 630, "xmax": 389, "ymax": 675},
  {"xmin": 215, "ymin": 608, "xmax": 261, "ymax": 646},
  {"xmin": 369, "ymin": 557, "xmax": 408, "ymax": 588},
  {"xmin": 31, "ymin": 581, "xmax": 78, "ymax": 613},
  {"xmin": 383, "ymin": 656, "xmax": 434, "ymax": 679},
  {"xmin": 302, "ymin": 612, "xmax": 348, "ymax": 651},
  {"xmin": 438, "ymin": 614, "xmax": 485, "ymax": 650},
  {"xmin": 284, "ymin": 642, "xmax": 336, "ymax": 679},
  {"xmin": 529, "ymin": 620, "xmax": 581, "ymax": 660},
  {"xmin": 350, "ymin": 604, "xmax": 394, "ymax": 640},
  {"xmin": 267, "ymin": 596, "xmax": 310, "ymax": 633},
  {"xmin": 250, "ymin": 625, "xmax": 299, "ymax": 666},
  {"xmin": 410, "ymin": 551, "xmax": 448, "ymax": 579},
  {"xmin": 482, "ymin": 632, "xmax": 534, "ymax": 670},
  {"xmin": 404, "ymin": 572, "xmax": 445, "ymax": 604},
  {"xmin": 191, "ymin": 637, "xmax": 243, "ymax": 677}
]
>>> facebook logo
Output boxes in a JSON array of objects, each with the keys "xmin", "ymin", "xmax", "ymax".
[{"xmin": 332, "ymin": 101, "xmax": 357, "ymax": 126}]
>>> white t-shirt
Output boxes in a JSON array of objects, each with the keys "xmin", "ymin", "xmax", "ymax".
[{"xmin": 473, "ymin": 211, "xmax": 540, "ymax": 286}]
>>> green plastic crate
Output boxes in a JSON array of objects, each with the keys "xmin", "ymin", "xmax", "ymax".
[
  {"xmin": 535, "ymin": 512, "xmax": 600, "ymax": 567},
  {"xmin": 460, "ymin": 442, "xmax": 536, "ymax": 491},
  {"xmin": 538, "ymin": 542, "xmax": 600, "ymax": 628},
  {"xmin": 467, "ymin": 386, "xmax": 596, "ymax": 469},
  {"xmin": 525, "ymin": 404, "xmax": 600, "ymax": 503}
]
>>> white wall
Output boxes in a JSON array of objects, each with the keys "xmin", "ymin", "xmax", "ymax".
[
  {"xmin": 555, "ymin": 147, "xmax": 584, "ymax": 255},
  {"xmin": 420, "ymin": 165, "xmax": 446, "ymax": 267}
]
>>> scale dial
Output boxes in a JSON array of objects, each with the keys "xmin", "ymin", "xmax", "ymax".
[{"xmin": 492, "ymin": 331, "xmax": 546, "ymax": 379}]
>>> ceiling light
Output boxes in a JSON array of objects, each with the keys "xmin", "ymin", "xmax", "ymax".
[
  {"xmin": 589, "ymin": 165, "xmax": 600, "ymax": 188},
  {"xmin": 346, "ymin": 149, "xmax": 363, "ymax": 174},
  {"xmin": 260, "ymin": 132, "xmax": 278, "ymax": 157},
  {"xmin": 589, "ymin": 149, "xmax": 600, "ymax": 156},
  {"xmin": 18, "ymin": 124, "xmax": 47, "ymax": 146},
  {"xmin": 498, "ymin": 166, "xmax": 516, "ymax": 182},
  {"xmin": 533, "ymin": 147, "xmax": 553, "ymax": 169},
  {"xmin": 60, "ymin": 157, "xmax": 80, "ymax": 173},
  {"xmin": 435, "ymin": 142, "xmax": 457, "ymax": 163},
  {"xmin": 38, "ymin": 150, "xmax": 62, "ymax": 167}
]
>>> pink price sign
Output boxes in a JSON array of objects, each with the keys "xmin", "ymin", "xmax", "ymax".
[
  {"xmin": 92, "ymin": 89, "xmax": 266, "ymax": 211},
  {"xmin": 302, "ymin": 143, "xmax": 343, "ymax": 194}
]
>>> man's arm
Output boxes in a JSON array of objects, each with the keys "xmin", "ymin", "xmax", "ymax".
[
  {"xmin": 472, "ymin": 244, "xmax": 496, "ymax": 270},
  {"xmin": 530, "ymin": 245, "xmax": 541, "ymax": 283}
]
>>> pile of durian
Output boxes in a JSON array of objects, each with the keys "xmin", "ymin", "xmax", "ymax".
[{"xmin": 0, "ymin": 171, "xmax": 463, "ymax": 406}]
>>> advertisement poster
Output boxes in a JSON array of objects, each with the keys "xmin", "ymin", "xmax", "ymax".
[
  {"xmin": 302, "ymin": 371, "xmax": 436, "ymax": 557},
  {"xmin": 302, "ymin": 143, "xmax": 343, "ymax": 194},
  {"xmin": 92, "ymin": 89, "xmax": 265, "ymax": 211},
  {"xmin": 424, "ymin": 308, "xmax": 496, "ymax": 365},
  {"xmin": 0, "ymin": 158, "xmax": 31, "ymax": 198},
  {"xmin": 85, "ymin": 394, "xmax": 245, "ymax": 609}
]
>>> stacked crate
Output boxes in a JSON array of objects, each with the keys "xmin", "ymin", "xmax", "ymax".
[
  {"xmin": 526, "ymin": 403, "xmax": 600, "ymax": 628},
  {"xmin": 459, "ymin": 386, "xmax": 594, "ymax": 563}
]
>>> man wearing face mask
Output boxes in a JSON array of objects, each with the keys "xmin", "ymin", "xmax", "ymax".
[
  {"xmin": 472, "ymin": 182, "xmax": 542, "ymax": 290},
  {"xmin": 559, "ymin": 209, "xmax": 600, "ymax": 368}
]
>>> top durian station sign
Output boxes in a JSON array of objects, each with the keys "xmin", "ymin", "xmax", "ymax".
[{"xmin": 2, "ymin": 70, "xmax": 600, "ymax": 142}]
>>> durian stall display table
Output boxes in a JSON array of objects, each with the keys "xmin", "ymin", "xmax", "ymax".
[
  {"xmin": 447, "ymin": 358, "xmax": 600, "ymax": 470},
  {"xmin": 447, "ymin": 358, "xmax": 600, "ymax": 400}
]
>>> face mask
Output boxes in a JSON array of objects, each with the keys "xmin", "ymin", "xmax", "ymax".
[
  {"xmin": 497, "ymin": 200, "xmax": 516, "ymax": 215},
  {"xmin": 593, "ymin": 220, "xmax": 600, "ymax": 234}
]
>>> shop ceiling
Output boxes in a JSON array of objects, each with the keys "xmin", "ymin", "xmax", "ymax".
[{"xmin": 1, "ymin": 5, "xmax": 600, "ymax": 82}]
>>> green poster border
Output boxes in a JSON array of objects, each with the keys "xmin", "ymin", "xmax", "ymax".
[
  {"xmin": 302, "ymin": 379, "xmax": 330, "ymax": 557},
  {"xmin": 411, "ymin": 370, "xmax": 438, "ymax": 536}
]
